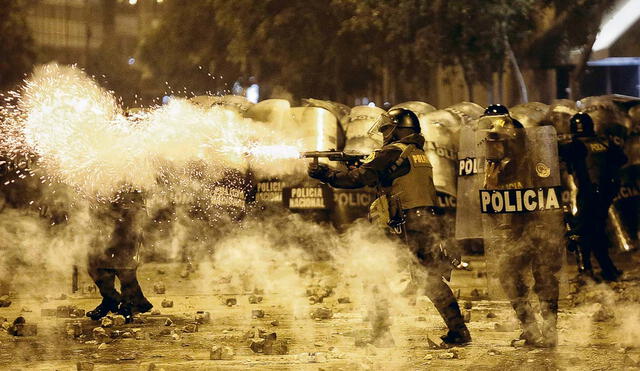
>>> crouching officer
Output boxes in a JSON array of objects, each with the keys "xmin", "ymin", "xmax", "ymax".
[
  {"xmin": 86, "ymin": 188, "xmax": 153, "ymax": 322},
  {"xmin": 308, "ymin": 108, "xmax": 471, "ymax": 345},
  {"xmin": 561, "ymin": 112, "xmax": 627, "ymax": 281}
]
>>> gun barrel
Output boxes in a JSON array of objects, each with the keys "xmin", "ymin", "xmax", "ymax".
[{"xmin": 300, "ymin": 151, "xmax": 341, "ymax": 158}]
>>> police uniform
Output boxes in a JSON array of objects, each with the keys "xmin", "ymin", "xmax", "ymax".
[
  {"xmin": 560, "ymin": 135, "xmax": 627, "ymax": 280},
  {"xmin": 311, "ymin": 132, "xmax": 470, "ymax": 344},
  {"xmin": 482, "ymin": 108, "xmax": 563, "ymax": 347}
]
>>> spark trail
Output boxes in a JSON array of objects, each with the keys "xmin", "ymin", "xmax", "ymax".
[{"xmin": 0, "ymin": 64, "xmax": 304, "ymax": 199}]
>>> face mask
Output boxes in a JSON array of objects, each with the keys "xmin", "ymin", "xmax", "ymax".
[{"xmin": 381, "ymin": 125, "xmax": 397, "ymax": 144}]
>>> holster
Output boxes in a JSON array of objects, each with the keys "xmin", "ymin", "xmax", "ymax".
[
  {"xmin": 369, "ymin": 193, "xmax": 405, "ymax": 233},
  {"xmin": 369, "ymin": 194, "xmax": 391, "ymax": 228}
]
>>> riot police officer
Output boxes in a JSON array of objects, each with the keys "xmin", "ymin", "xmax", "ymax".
[
  {"xmin": 481, "ymin": 104, "xmax": 564, "ymax": 347},
  {"xmin": 308, "ymin": 108, "xmax": 471, "ymax": 346},
  {"xmin": 561, "ymin": 112, "xmax": 627, "ymax": 281},
  {"xmin": 86, "ymin": 188, "xmax": 153, "ymax": 322}
]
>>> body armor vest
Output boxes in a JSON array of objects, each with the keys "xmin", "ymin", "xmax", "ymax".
[
  {"xmin": 574, "ymin": 137, "xmax": 609, "ymax": 188},
  {"xmin": 383, "ymin": 142, "xmax": 437, "ymax": 210}
]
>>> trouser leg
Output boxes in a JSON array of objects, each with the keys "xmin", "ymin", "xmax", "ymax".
[
  {"xmin": 497, "ymin": 252, "xmax": 541, "ymax": 343},
  {"xmin": 88, "ymin": 266, "xmax": 121, "ymax": 305},
  {"xmin": 590, "ymin": 230, "xmax": 620, "ymax": 280},
  {"xmin": 424, "ymin": 274, "xmax": 466, "ymax": 332},
  {"xmin": 116, "ymin": 268, "xmax": 152, "ymax": 312},
  {"xmin": 531, "ymin": 242, "xmax": 562, "ymax": 347}
]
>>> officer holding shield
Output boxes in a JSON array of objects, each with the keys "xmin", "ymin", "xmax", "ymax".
[
  {"xmin": 308, "ymin": 108, "xmax": 471, "ymax": 346},
  {"xmin": 480, "ymin": 104, "xmax": 564, "ymax": 347},
  {"xmin": 561, "ymin": 112, "xmax": 627, "ymax": 281}
]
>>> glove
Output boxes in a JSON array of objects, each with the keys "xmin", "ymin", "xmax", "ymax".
[{"xmin": 307, "ymin": 162, "xmax": 330, "ymax": 181}]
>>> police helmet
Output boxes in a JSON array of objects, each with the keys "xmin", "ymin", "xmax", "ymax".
[
  {"xmin": 368, "ymin": 108, "xmax": 421, "ymax": 137},
  {"xmin": 569, "ymin": 112, "xmax": 595, "ymax": 136},
  {"xmin": 386, "ymin": 108, "xmax": 421, "ymax": 132},
  {"xmin": 483, "ymin": 104, "xmax": 510, "ymax": 116}
]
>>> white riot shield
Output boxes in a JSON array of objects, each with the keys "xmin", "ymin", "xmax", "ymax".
[
  {"xmin": 548, "ymin": 100, "xmax": 577, "ymax": 144},
  {"xmin": 190, "ymin": 95, "xmax": 254, "ymax": 113},
  {"xmin": 422, "ymin": 110, "xmax": 461, "ymax": 201},
  {"xmin": 245, "ymin": 99, "xmax": 297, "ymax": 133},
  {"xmin": 344, "ymin": 105, "xmax": 386, "ymax": 151},
  {"xmin": 390, "ymin": 101, "xmax": 436, "ymax": 117},
  {"xmin": 455, "ymin": 120, "xmax": 486, "ymax": 239},
  {"xmin": 291, "ymin": 106, "xmax": 339, "ymax": 152},
  {"xmin": 302, "ymin": 98, "xmax": 350, "ymax": 150},
  {"xmin": 328, "ymin": 106, "xmax": 385, "ymax": 229},
  {"xmin": 509, "ymin": 102, "xmax": 549, "ymax": 128},
  {"xmin": 445, "ymin": 102, "xmax": 484, "ymax": 125}
]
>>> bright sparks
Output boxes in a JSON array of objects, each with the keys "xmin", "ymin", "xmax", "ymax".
[{"xmin": 0, "ymin": 63, "xmax": 305, "ymax": 199}]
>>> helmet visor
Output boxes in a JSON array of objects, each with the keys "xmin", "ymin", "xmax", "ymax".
[
  {"xmin": 367, "ymin": 113, "xmax": 395, "ymax": 139},
  {"xmin": 478, "ymin": 114, "xmax": 513, "ymax": 130}
]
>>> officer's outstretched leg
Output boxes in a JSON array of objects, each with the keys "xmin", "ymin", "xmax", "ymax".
[
  {"xmin": 116, "ymin": 268, "xmax": 153, "ymax": 322},
  {"xmin": 86, "ymin": 266, "xmax": 121, "ymax": 320},
  {"xmin": 424, "ymin": 273, "xmax": 471, "ymax": 345},
  {"xmin": 407, "ymin": 226, "xmax": 471, "ymax": 345}
]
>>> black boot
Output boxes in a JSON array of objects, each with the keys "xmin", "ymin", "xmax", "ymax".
[
  {"xmin": 86, "ymin": 299, "xmax": 119, "ymax": 321},
  {"xmin": 440, "ymin": 326, "xmax": 472, "ymax": 345},
  {"xmin": 426, "ymin": 278, "xmax": 471, "ymax": 346},
  {"xmin": 435, "ymin": 300, "xmax": 472, "ymax": 345},
  {"xmin": 512, "ymin": 299, "xmax": 543, "ymax": 347}
]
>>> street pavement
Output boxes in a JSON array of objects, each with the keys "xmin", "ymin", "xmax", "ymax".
[{"xmin": 1, "ymin": 250, "xmax": 640, "ymax": 371}]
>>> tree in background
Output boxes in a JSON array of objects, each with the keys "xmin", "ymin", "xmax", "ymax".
[
  {"xmin": 211, "ymin": 0, "xmax": 371, "ymax": 102},
  {"xmin": 0, "ymin": 0, "xmax": 35, "ymax": 90},
  {"xmin": 526, "ymin": 0, "xmax": 617, "ymax": 100},
  {"xmin": 138, "ymin": 0, "xmax": 618, "ymax": 105},
  {"xmin": 138, "ymin": 0, "xmax": 240, "ymax": 98}
]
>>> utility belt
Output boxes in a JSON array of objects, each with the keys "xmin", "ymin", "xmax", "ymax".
[{"xmin": 368, "ymin": 193, "xmax": 442, "ymax": 234}]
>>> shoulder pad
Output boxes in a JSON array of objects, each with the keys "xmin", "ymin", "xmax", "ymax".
[{"xmin": 382, "ymin": 142, "xmax": 409, "ymax": 151}]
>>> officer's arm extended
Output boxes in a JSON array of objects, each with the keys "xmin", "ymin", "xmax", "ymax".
[{"xmin": 311, "ymin": 147, "xmax": 402, "ymax": 189}]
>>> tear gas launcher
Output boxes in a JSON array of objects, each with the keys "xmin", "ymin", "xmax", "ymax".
[{"xmin": 300, "ymin": 150, "xmax": 368, "ymax": 167}]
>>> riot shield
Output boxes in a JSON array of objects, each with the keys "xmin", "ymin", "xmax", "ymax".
[
  {"xmin": 330, "ymin": 105, "xmax": 384, "ymax": 229},
  {"xmin": 390, "ymin": 101, "xmax": 436, "ymax": 117},
  {"xmin": 245, "ymin": 99, "xmax": 297, "ymax": 133},
  {"xmin": 547, "ymin": 99, "xmax": 577, "ymax": 144},
  {"xmin": 190, "ymin": 95, "xmax": 254, "ymax": 113},
  {"xmin": 578, "ymin": 96, "xmax": 629, "ymax": 147},
  {"xmin": 455, "ymin": 118, "xmax": 487, "ymax": 240},
  {"xmin": 244, "ymin": 100, "xmax": 333, "ymax": 220},
  {"xmin": 302, "ymin": 98, "xmax": 350, "ymax": 150},
  {"xmin": 444, "ymin": 102, "xmax": 485, "ymax": 253},
  {"xmin": 479, "ymin": 124, "xmax": 563, "ymax": 298},
  {"xmin": 611, "ymin": 124, "xmax": 640, "ymax": 251},
  {"xmin": 509, "ymin": 102, "xmax": 549, "ymax": 128},
  {"xmin": 344, "ymin": 105, "xmax": 386, "ymax": 151},
  {"xmin": 422, "ymin": 110, "xmax": 461, "ymax": 201},
  {"xmin": 280, "ymin": 106, "xmax": 339, "ymax": 222},
  {"xmin": 445, "ymin": 102, "xmax": 485, "ymax": 124}
]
